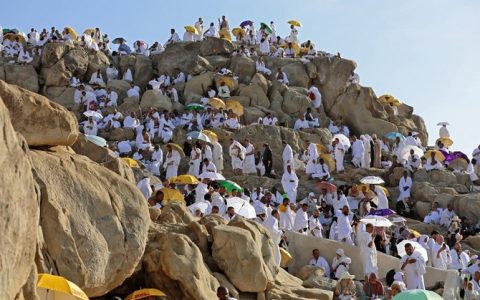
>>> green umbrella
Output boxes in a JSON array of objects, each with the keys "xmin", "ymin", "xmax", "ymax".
[
  {"xmin": 185, "ymin": 103, "xmax": 205, "ymax": 111},
  {"xmin": 260, "ymin": 22, "xmax": 273, "ymax": 34},
  {"xmin": 217, "ymin": 180, "xmax": 242, "ymax": 192},
  {"xmin": 393, "ymin": 290, "xmax": 443, "ymax": 300}
]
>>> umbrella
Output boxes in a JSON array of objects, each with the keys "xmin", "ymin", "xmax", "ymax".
[
  {"xmin": 437, "ymin": 122, "xmax": 450, "ymax": 126},
  {"xmin": 360, "ymin": 215, "xmax": 393, "ymax": 227},
  {"xmin": 83, "ymin": 110, "xmax": 103, "ymax": 119},
  {"xmin": 396, "ymin": 240, "xmax": 428, "ymax": 261},
  {"xmin": 121, "ymin": 157, "xmax": 140, "ymax": 168},
  {"xmin": 185, "ymin": 103, "xmax": 205, "ymax": 111},
  {"xmin": 436, "ymin": 137, "xmax": 453, "ymax": 147},
  {"xmin": 64, "ymin": 27, "xmax": 78, "ymax": 40},
  {"xmin": 186, "ymin": 131, "xmax": 212, "ymax": 143},
  {"xmin": 400, "ymin": 145, "xmax": 424, "ymax": 162},
  {"xmin": 360, "ymin": 176, "xmax": 385, "ymax": 185},
  {"xmin": 184, "ymin": 25, "xmax": 198, "ymax": 34},
  {"xmin": 260, "ymin": 22, "xmax": 273, "ymax": 34},
  {"xmin": 389, "ymin": 216, "xmax": 407, "ymax": 223},
  {"xmin": 424, "ymin": 150, "xmax": 445, "ymax": 162},
  {"xmin": 288, "ymin": 20, "xmax": 302, "ymax": 27},
  {"xmin": 369, "ymin": 209, "xmax": 396, "ymax": 217},
  {"xmin": 85, "ymin": 134, "xmax": 107, "ymax": 147},
  {"xmin": 315, "ymin": 143, "xmax": 327, "ymax": 154},
  {"xmin": 217, "ymin": 75, "xmax": 236, "ymax": 90},
  {"xmin": 170, "ymin": 174, "xmax": 199, "ymax": 185},
  {"xmin": 317, "ymin": 181, "xmax": 337, "ymax": 193},
  {"xmin": 384, "ymin": 132, "xmax": 405, "ymax": 140},
  {"xmin": 112, "ymin": 37, "xmax": 126, "ymax": 44},
  {"xmin": 319, "ymin": 153, "xmax": 336, "ymax": 172},
  {"xmin": 448, "ymin": 157, "xmax": 468, "ymax": 171},
  {"xmin": 333, "ymin": 133, "xmax": 351, "ymax": 149},
  {"xmin": 208, "ymin": 97, "xmax": 226, "ymax": 109},
  {"xmin": 232, "ymin": 27, "xmax": 245, "ymax": 38},
  {"xmin": 357, "ymin": 184, "xmax": 390, "ymax": 197},
  {"xmin": 37, "ymin": 273, "xmax": 89, "ymax": 300},
  {"xmin": 3, "ymin": 33, "xmax": 25, "ymax": 43},
  {"xmin": 240, "ymin": 20, "xmax": 253, "ymax": 27},
  {"xmin": 217, "ymin": 180, "xmax": 242, "ymax": 192},
  {"xmin": 160, "ymin": 187, "xmax": 185, "ymax": 203},
  {"xmin": 393, "ymin": 290, "xmax": 443, "ymax": 300},
  {"xmin": 226, "ymin": 197, "xmax": 256, "ymax": 219},
  {"xmin": 282, "ymin": 42, "xmax": 301, "ymax": 55},
  {"xmin": 378, "ymin": 94, "xmax": 396, "ymax": 104},
  {"xmin": 225, "ymin": 100, "xmax": 244, "ymax": 116},
  {"xmin": 126, "ymin": 288, "xmax": 166, "ymax": 300},
  {"xmin": 188, "ymin": 201, "xmax": 210, "ymax": 215},
  {"xmin": 199, "ymin": 172, "xmax": 225, "ymax": 180},
  {"xmin": 83, "ymin": 28, "xmax": 95, "ymax": 36},
  {"xmin": 167, "ymin": 143, "xmax": 185, "ymax": 157},
  {"xmin": 202, "ymin": 130, "xmax": 218, "ymax": 143},
  {"xmin": 219, "ymin": 28, "xmax": 232, "ymax": 41}
]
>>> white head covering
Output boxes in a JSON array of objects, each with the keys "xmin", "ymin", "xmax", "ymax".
[
  {"xmin": 393, "ymin": 272, "xmax": 404, "ymax": 282},
  {"xmin": 336, "ymin": 248, "xmax": 345, "ymax": 256}
]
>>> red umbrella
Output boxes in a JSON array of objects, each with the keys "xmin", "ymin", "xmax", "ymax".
[{"xmin": 316, "ymin": 181, "xmax": 337, "ymax": 193}]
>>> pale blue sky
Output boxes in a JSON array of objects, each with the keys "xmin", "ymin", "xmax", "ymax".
[{"xmin": 3, "ymin": 0, "xmax": 479, "ymax": 155}]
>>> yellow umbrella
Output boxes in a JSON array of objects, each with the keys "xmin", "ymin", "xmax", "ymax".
[
  {"xmin": 83, "ymin": 28, "xmax": 95, "ymax": 36},
  {"xmin": 219, "ymin": 28, "xmax": 232, "ymax": 41},
  {"xmin": 126, "ymin": 288, "xmax": 166, "ymax": 300},
  {"xmin": 37, "ymin": 273, "xmax": 89, "ymax": 300},
  {"xmin": 232, "ymin": 27, "xmax": 245, "ymax": 38},
  {"xmin": 216, "ymin": 76, "xmax": 236, "ymax": 90},
  {"xmin": 280, "ymin": 247, "xmax": 293, "ymax": 268},
  {"xmin": 121, "ymin": 157, "xmax": 140, "ymax": 168},
  {"xmin": 64, "ymin": 27, "xmax": 78, "ymax": 40},
  {"xmin": 167, "ymin": 143, "xmax": 185, "ymax": 157},
  {"xmin": 225, "ymin": 100, "xmax": 244, "ymax": 116},
  {"xmin": 424, "ymin": 150, "xmax": 445, "ymax": 162},
  {"xmin": 4, "ymin": 33, "xmax": 25, "ymax": 43},
  {"xmin": 288, "ymin": 20, "xmax": 302, "ymax": 27},
  {"xmin": 409, "ymin": 229, "xmax": 421, "ymax": 238},
  {"xmin": 160, "ymin": 187, "xmax": 185, "ymax": 203},
  {"xmin": 184, "ymin": 25, "xmax": 198, "ymax": 34},
  {"xmin": 202, "ymin": 130, "xmax": 218, "ymax": 143},
  {"xmin": 388, "ymin": 98, "xmax": 402, "ymax": 106},
  {"xmin": 358, "ymin": 184, "xmax": 390, "ymax": 197},
  {"xmin": 436, "ymin": 137, "xmax": 453, "ymax": 147},
  {"xmin": 379, "ymin": 94, "xmax": 402, "ymax": 106},
  {"xmin": 315, "ymin": 143, "xmax": 327, "ymax": 154},
  {"xmin": 449, "ymin": 158, "xmax": 468, "ymax": 171},
  {"xmin": 319, "ymin": 153, "xmax": 336, "ymax": 172},
  {"xmin": 282, "ymin": 42, "xmax": 301, "ymax": 55},
  {"xmin": 208, "ymin": 97, "xmax": 226, "ymax": 109},
  {"xmin": 170, "ymin": 174, "xmax": 200, "ymax": 185}
]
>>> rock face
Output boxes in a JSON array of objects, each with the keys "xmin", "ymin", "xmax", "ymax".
[
  {"xmin": 153, "ymin": 42, "xmax": 212, "ymax": 76},
  {"xmin": 4, "ymin": 64, "xmax": 39, "ymax": 92},
  {"xmin": 140, "ymin": 90, "xmax": 173, "ymax": 111},
  {"xmin": 0, "ymin": 81, "xmax": 79, "ymax": 146},
  {"xmin": 200, "ymin": 37, "xmax": 234, "ymax": 57},
  {"xmin": 0, "ymin": 99, "xmax": 38, "ymax": 300},
  {"xmin": 31, "ymin": 148, "xmax": 150, "ymax": 297}
]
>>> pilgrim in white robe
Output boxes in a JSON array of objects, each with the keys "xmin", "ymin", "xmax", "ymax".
[
  {"xmin": 294, "ymin": 118, "xmax": 309, "ymax": 130},
  {"xmin": 400, "ymin": 251, "xmax": 426, "ymax": 290},
  {"xmin": 431, "ymin": 242, "xmax": 451, "ymax": 270},
  {"xmin": 351, "ymin": 139, "xmax": 365, "ymax": 168},
  {"xmin": 374, "ymin": 186, "xmax": 389, "ymax": 210},
  {"xmin": 279, "ymin": 206, "xmax": 294, "ymax": 231},
  {"xmin": 281, "ymin": 170, "xmax": 299, "ymax": 203},
  {"xmin": 449, "ymin": 249, "xmax": 468, "ymax": 270},
  {"xmin": 309, "ymin": 215, "xmax": 323, "ymax": 238},
  {"xmin": 336, "ymin": 213, "xmax": 354, "ymax": 245},
  {"xmin": 398, "ymin": 176, "xmax": 412, "ymax": 201},
  {"xmin": 334, "ymin": 143, "xmax": 345, "ymax": 172},
  {"xmin": 262, "ymin": 216, "xmax": 282, "ymax": 266},
  {"xmin": 243, "ymin": 143, "xmax": 256, "ymax": 174},
  {"xmin": 195, "ymin": 182, "xmax": 209, "ymax": 203},
  {"xmin": 362, "ymin": 136, "xmax": 371, "ymax": 168},
  {"xmin": 406, "ymin": 154, "xmax": 422, "ymax": 172},
  {"xmin": 306, "ymin": 143, "xmax": 318, "ymax": 174},
  {"xmin": 357, "ymin": 230, "xmax": 379, "ymax": 277},
  {"xmin": 425, "ymin": 158, "xmax": 443, "ymax": 171},
  {"xmin": 163, "ymin": 150, "xmax": 181, "ymax": 179},
  {"xmin": 123, "ymin": 68, "xmax": 133, "ymax": 82},
  {"xmin": 89, "ymin": 72, "xmax": 105, "ymax": 85},
  {"xmin": 308, "ymin": 86, "xmax": 322, "ymax": 109},
  {"xmin": 439, "ymin": 209, "xmax": 456, "ymax": 227},
  {"xmin": 212, "ymin": 141, "xmax": 224, "ymax": 173},
  {"xmin": 439, "ymin": 126, "xmax": 450, "ymax": 138},
  {"xmin": 188, "ymin": 147, "xmax": 202, "ymax": 177},
  {"xmin": 229, "ymin": 141, "xmax": 245, "ymax": 170},
  {"xmin": 309, "ymin": 256, "xmax": 331, "ymax": 276},
  {"xmin": 293, "ymin": 208, "xmax": 309, "ymax": 233},
  {"xmin": 256, "ymin": 60, "xmax": 271, "ymax": 75},
  {"xmin": 83, "ymin": 120, "xmax": 98, "ymax": 136},
  {"xmin": 282, "ymin": 144, "xmax": 294, "ymax": 171},
  {"xmin": 136, "ymin": 178, "xmax": 152, "ymax": 200},
  {"xmin": 312, "ymin": 163, "xmax": 330, "ymax": 179}
]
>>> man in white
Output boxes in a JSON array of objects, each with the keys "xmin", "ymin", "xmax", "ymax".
[
  {"xmin": 337, "ymin": 205, "xmax": 354, "ymax": 245},
  {"xmin": 123, "ymin": 112, "xmax": 140, "ymax": 129},
  {"xmin": 188, "ymin": 145, "xmax": 202, "ymax": 177},
  {"xmin": 312, "ymin": 158, "xmax": 330, "ymax": 180},
  {"xmin": 439, "ymin": 123, "xmax": 450, "ymax": 138},
  {"xmin": 275, "ymin": 68, "xmax": 289, "ymax": 84},
  {"xmin": 309, "ymin": 249, "xmax": 331, "ymax": 276},
  {"xmin": 282, "ymin": 165, "xmax": 299, "ymax": 203},
  {"xmin": 449, "ymin": 242, "xmax": 469, "ymax": 271},
  {"xmin": 127, "ymin": 85, "xmax": 140, "ymax": 98},
  {"xmin": 293, "ymin": 203, "xmax": 309, "ymax": 234},
  {"xmin": 163, "ymin": 145, "xmax": 181, "ymax": 179},
  {"xmin": 256, "ymin": 57, "xmax": 271, "ymax": 75},
  {"xmin": 357, "ymin": 223, "xmax": 378, "ymax": 278},
  {"xmin": 309, "ymin": 209, "xmax": 323, "ymax": 238},
  {"xmin": 398, "ymin": 170, "xmax": 412, "ymax": 202},
  {"xmin": 351, "ymin": 135, "xmax": 364, "ymax": 168},
  {"xmin": 425, "ymin": 152, "xmax": 444, "ymax": 171},
  {"xmin": 406, "ymin": 149, "xmax": 422, "ymax": 172},
  {"xmin": 282, "ymin": 141, "xmax": 294, "ymax": 172},
  {"xmin": 203, "ymin": 22, "xmax": 217, "ymax": 37},
  {"xmin": 372, "ymin": 185, "xmax": 389, "ymax": 210},
  {"xmin": 105, "ymin": 88, "xmax": 118, "ymax": 107},
  {"xmin": 212, "ymin": 140, "xmax": 224, "ymax": 173},
  {"xmin": 166, "ymin": 29, "xmax": 180, "ymax": 45},
  {"xmin": 229, "ymin": 139, "xmax": 245, "ymax": 175},
  {"xmin": 259, "ymin": 38, "xmax": 270, "ymax": 55},
  {"xmin": 136, "ymin": 177, "xmax": 152, "ymax": 200},
  {"xmin": 89, "ymin": 69, "xmax": 105, "ymax": 85},
  {"xmin": 305, "ymin": 141, "xmax": 318, "ymax": 175},
  {"xmin": 195, "ymin": 178, "xmax": 210, "ymax": 203},
  {"xmin": 439, "ymin": 204, "xmax": 456, "ymax": 227},
  {"xmin": 332, "ymin": 249, "xmax": 351, "ymax": 279},
  {"xmin": 83, "ymin": 117, "xmax": 98, "ymax": 136},
  {"xmin": 333, "ymin": 138, "xmax": 345, "ymax": 173},
  {"xmin": 243, "ymin": 139, "xmax": 256, "ymax": 174},
  {"xmin": 423, "ymin": 202, "xmax": 442, "ymax": 224},
  {"xmin": 294, "ymin": 114, "xmax": 309, "ymax": 131},
  {"xmin": 308, "ymin": 85, "xmax": 322, "ymax": 109},
  {"xmin": 262, "ymin": 210, "xmax": 282, "ymax": 266},
  {"xmin": 279, "ymin": 198, "xmax": 294, "ymax": 231},
  {"xmin": 149, "ymin": 145, "xmax": 163, "ymax": 176},
  {"xmin": 194, "ymin": 18, "xmax": 204, "ymax": 41},
  {"xmin": 106, "ymin": 64, "xmax": 118, "ymax": 81},
  {"xmin": 400, "ymin": 242, "xmax": 426, "ymax": 290}
]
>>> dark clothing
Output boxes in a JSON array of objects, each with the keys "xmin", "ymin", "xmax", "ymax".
[
  {"xmin": 183, "ymin": 142, "xmax": 192, "ymax": 157},
  {"xmin": 262, "ymin": 148, "xmax": 273, "ymax": 176}
]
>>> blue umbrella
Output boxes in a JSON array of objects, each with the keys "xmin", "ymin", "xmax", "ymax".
[
  {"xmin": 384, "ymin": 132, "xmax": 405, "ymax": 140},
  {"xmin": 369, "ymin": 209, "xmax": 396, "ymax": 216},
  {"xmin": 240, "ymin": 20, "xmax": 253, "ymax": 27}
]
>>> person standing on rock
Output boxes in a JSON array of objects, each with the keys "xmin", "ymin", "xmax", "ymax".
[
  {"xmin": 282, "ymin": 165, "xmax": 298, "ymax": 202},
  {"xmin": 187, "ymin": 142, "xmax": 202, "ymax": 177},
  {"xmin": 242, "ymin": 139, "xmax": 256, "ymax": 175},
  {"xmin": 212, "ymin": 139, "xmax": 224, "ymax": 173},
  {"xmin": 163, "ymin": 144, "xmax": 181, "ymax": 179},
  {"xmin": 194, "ymin": 17, "xmax": 204, "ymax": 41},
  {"xmin": 262, "ymin": 143, "xmax": 274, "ymax": 177},
  {"xmin": 333, "ymin": 138, "xmax": 345, "ymax": 173},
  {"xmin": 400, "ymin": 243, "xmax": 426, "ymax": 290},
  {"xmin": 351, "ymin": 135, "xmax": 365, "ymax": 168},
  {"xmin": 262, "ymin": 209, "xmax": 283, "ymax": 266},
  {"xmin": 358, "ymin": 223, "xmax": 379, "ymax": 279},
  {"xmin": 305, "ymin": 141, "xmax": 318, "ymax": 176},
  {"xmin": 282, "ymin": 140, "xmax": 294, "ymax": 172},
  {"xmin": 229, "ymin": 139, "xmax": 245, "ymax": 175},
  {"xmin": 372, "ymin": 134, "xmax": 382, "ymax": 168},
  {"xmin": 337, "ymin": 205, "xmax": 354, "ymax": 245}
]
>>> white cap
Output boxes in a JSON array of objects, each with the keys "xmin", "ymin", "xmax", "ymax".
[
  {"xmin": 186, "ymin": 136, "xmax": 192, "ymax": 140},
  {"xmin": 336, "ymin": 248, "xmax": 344, "ymax": 256}
]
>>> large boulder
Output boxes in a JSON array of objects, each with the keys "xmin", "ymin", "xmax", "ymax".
[
  {"xmin": 244, "ymin": 106, "xmax": 266, "ymax": 124},
  {"xmin": 43, "ymin": 47, "xmax": 89, "ymax": 87},
  {"xmin": 41, "ymin": 42, "xmax": 71, "ymax": 67},
  {"xmin": 153, "ymin": 43, "xmax": 212, "ymax": 76},
  {"xmin": 238, "ymin": 84, "xmax": 270, "ymax": 108},
  {"xmin": 0, "ymin": 99, "xmax": 38, "ymax": 300},
  {"xmin": 183, "ymin": 71, "xmax": 215, "ymax": 103},
  {"xmin": 32, "ymin": 148, "xmax": 150, "ymax": 297},
  {"xmin": 0, "ymin": 81, "xmax": 79, "ymax": 146},
  {"xmin": 200, "ymin": 37, "xmax": 234, "ymax": 56},
  {"xmin": 107, "ymin": 79, "xmax": 131, "ymax": 103},
  {"xmin": 4, "ymin": 64, "xmax": 39, "ymax": 92},
  {"xmin": 229, "ymin": 56, "xmax": 256, "ymax": 84},
  {"xmin": 282, "ymin": 88, "xmax": 311, "ymax": 117},
  {"xmin": 282, "ymin": 62, "xmax": 309, "ymax": 88},
  {"xmin": 212, "ymin": 224, "xmax": 275, "ymax": 292},
  {"xmin": 452, "ymin": 193, "xmax": 480, "ymax": 223},
  {"xmin": 43, "ymin": 86, "xmax": 76, "ymax": 109},
  {"xmin": 133, "ymin": 55, "xmax": 153, "ymax": 89},
  {"xmin": 85, "ymin": 50, "xmax": 110, "ymax": 82},
  {"xmin": 143, "ymin": 231, "xmax": 219, "ymax": 300},
  {"xmin": 140, "ymin": 90, "xmax": 173, "ymax": 111}
]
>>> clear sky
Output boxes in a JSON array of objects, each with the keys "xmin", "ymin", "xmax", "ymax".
[{"xmin": 3, "ymin": 0, "xmax": 479, "ymax": 155}]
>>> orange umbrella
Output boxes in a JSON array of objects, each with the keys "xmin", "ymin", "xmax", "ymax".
[
  {"xmin": 208, "ymin": 97, "xmax": 226, "ymax": 109},
  {"xmin": 319, "ymin": 153, "xmax": 335, "ymax": 172},
  {"xmin": 225, "ymin": 100, "xmax": 244, "ymax": 116},
  {"xmin": 217, "ymin": 75, "xmax": 236, "ymax": 90}
]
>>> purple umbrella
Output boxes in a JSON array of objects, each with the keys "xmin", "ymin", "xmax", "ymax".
[
  {"xmin": 440, "ymin": 150, "xmax": 469, "ymax": 163},
  {"xmin": 240, "ymin": 20, "xmax": 253, "ymax": 27},
  {"xmin": 369, "ymin": 209, "xmax": 396, "ymax": 216}
]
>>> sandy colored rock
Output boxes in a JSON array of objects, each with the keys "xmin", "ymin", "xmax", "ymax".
[
  {"xmin": 239, "ymin": 84, "xmax": 270, "ymax": 108},
  {"xmin": 107, "ymin": 79, "xmax": 132, "ymax": 103},
  {"xmin": 99, "ymin": 127, "xmax": 135, "ymax": 142},
  {"xmin": 140, "ymin": 89, "xmax": 173, "ymax": 111},
  {"xmin": 183, "ymin": 71, "xmax": 215, "ymax": 103},
  {"xmin": 44, "ymin": 86, "xmax": 76, "ymax": 109},
  {"xmin": 0, "ymin": 81, "xmax": 79, "ymax": 146},
  {"xmin": 213, "ymin": 272, "xmax": 240, "ymax": 299},
  {"xmin": 244, "ymin": 106, "xmax": 266, "ymax": 124},
  {"xmin": 133, "ymin": 55, "xmax": 153, "ymax": 89},
  {"xmin": 4, "ymin": 64, "xmax": 39, "ymax": 92},
  {"xmin": 251, "ymin": 73, "xmax": 270, "ymax": 95},
  {"xmin": 282, "ymin": 62, "xmax": 309, "ymax": 88},
  {"xmin": 199, "ymin": 214, "xmax": 228, "ymax": 235},
  {"xmin": 154, "ymin": 42, "xmax": 212, "ymax": 76},
  {"xmin": 31, "ymin": 148, "xmax": 149, "ymax": 297},
  {"xmin": 0, "ymin": 99, "xmax": 39, "ymax": 300},
  {"xmin": 282, "ymin": 88, "xmax": 311, "ymax": 117},
  {"xmin": 41, "ymin": 42, "xmax": 71, "ymax": 67},
  {"xmin": 230, "ymin": 55, "xmax": 256, "ymax": 84},
  {"xmin": 200, "ymin": 37, "xmax": 234, "ymax": 56}
]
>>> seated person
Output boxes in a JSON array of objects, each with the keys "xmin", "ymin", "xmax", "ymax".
[
  {"xmin": 312, "ymin": 158, "xmax": 330, "ymax": 181},
  {"xmin": 332, "ymin": 249, "xmax": 352, "ymax": 279},
  {"xmin": 309, "ymin": 248, "xmax": 331, "ymax": 276},
  {"xmin": 89, "ymin": 69, "xmax": 105, "ymax": 85},
  {"xmin": 304, "ymin": 107, "xmax": 320, "ymax": 128},
  {"xmin": 294, "ymin": 114, "xmax": 309, "ymax": 131},
  {"xmin": 363, "ymin": 273, "xmax": 385, "ymax": 299},
  {"xmin": 275, "ymin": 68, "xmax": 289, "ymax": 84},
  {"xmin": 406, "ymin": 149, "xmax": 422, "ymax": 172},
  {"xmin": 217, "ymin": 82, "xmax": 231, "ymax": 98},
  {"xmin": 224, "ymin": 113, "xmax": 240, "ymax": 130},
  {"xmin": 425, "ymin": 152, "xmax": 444, "ymax": 171},
  {"xmin": 262, "ymin": 113, "xmax": 278, "ymax": 126}
]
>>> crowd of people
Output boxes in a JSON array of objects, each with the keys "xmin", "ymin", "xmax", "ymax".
[{"xmin": 3, "ymin": 18, "xmax": 480, "ymax": 300}]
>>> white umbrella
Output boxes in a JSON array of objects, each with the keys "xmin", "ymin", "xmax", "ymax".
[
  {"xmin": 396, "ymin": 240, "xmax": 429, "ymax": 262},
  {"xmin": 389, "ymin": 216, "xmax": 407, "ymax": 223},
  {"xmin": 333, "ymin": 133, "xmax": 351, "ymax": 150},
  {"xmin": 226, "ymin": 197, "xmax": 256, "ymax": 219},
  {"xmin": 360, "ymin": 215, "xmax": 393, "ymax": 227},
  {"xmin": 83, "ymin": 110, "xmax": 103, "ymax": 119},
  {"xmin": 360, "ymin": 176, "xmax": 385, "ymax": 185},
  {"xmin": 188, "ymin": 201, "xmax": 210, "ymax": 214},
  {"xmin": 437, "ymin": 122, "xmax": 450, "ymax": 126},
  {"xmin": 198, "ymin": 172, "xmax": 225, "ymax": 180},
  {"xmin": 85, "ymin": 134, "xmax": 107, "ymax": 147},
  {"xmin": 400, "ymin": 145, "xmax": 424, "ymax": 162}
]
